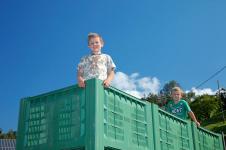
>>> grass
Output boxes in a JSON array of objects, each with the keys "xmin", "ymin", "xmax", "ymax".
[
  {"xmin": 204, "ymin": 121, "xmax": 226, "ymax": 133},
  {"xmin": 202, "ymin": 111, "xmax": 226, "ymax": 134}
]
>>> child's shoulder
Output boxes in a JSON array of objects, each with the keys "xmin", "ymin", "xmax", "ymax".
[
  {"xmin": 80, "ymin": 54, "xmax": 91, "ymax": 59},
  {"xmin": 101, "ymin": 53, "xmax": 114, "ymax": 60},
  {"xmin": 101, "ymin": 53, "xmax": 111, "ymax": 57},
  {"xmin": 180, "ymin": 99, "xmax": 187, "ymax": 102},
  {"xmin": 179, "ymin": 99, "xmax": 189, "ymax": 105},
  {"xmin": 166, "ymin": 100, "xmax": 174, "ymax": 106}
]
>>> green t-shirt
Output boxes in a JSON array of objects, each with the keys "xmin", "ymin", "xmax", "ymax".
[{"xmin": 166, "ymin": 99, "xmax": 191, "ymax": 120}]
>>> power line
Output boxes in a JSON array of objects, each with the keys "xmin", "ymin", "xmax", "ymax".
[{"xmin": 196, "ymin": 66, "xmax": 226, "ymax": 89}]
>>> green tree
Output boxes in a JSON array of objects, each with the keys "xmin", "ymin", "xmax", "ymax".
[
  {"xmin": 160, "ymin": 80, "xmax": 181, "ymax": 96},
  {"xmin": 219, "ymin": 88, "xmax": 226, "ymax": 110},
  {"xmin": 159, "ymin": 80, "xmax": 185, "ymax": 106},
  {"xmin": 146, "ymin": 93, "xmax": 158, "ymax": 104},
  {"xmin": 0, "ymin": 129, "xmax": 16, "ymax": 139},
  {"xmin": 190, "ymin": 94, "xmax": 221, "ymax": 122},
  {"xmin": 184, "ymin": 91, "xmax": 196, "ymax": 103},
  {"xmin": 5, "ymin": 129, "xmax": 16, "ymax": 139},
  {"xmin": 145, "ymin": 80, "xmax": 183, "ymax": 109},
  {"xmin": 0, "ymin": 128, "xmax": 4, "ymax": 139},
  {"xmin": 145, "ymin": 93, "xmax": 168, "ymax": 110}
]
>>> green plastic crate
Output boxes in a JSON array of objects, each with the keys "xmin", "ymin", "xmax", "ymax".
[
  {"xmin": 16, "ymin": 84, "xmax": 86, "ymax": 150},
  {"xmin": 16, "ymin": 79, "xmax": 153, "ymax": 150},
  {"xmin": 151, "ymin": 104, "xmax": 194, "ymax": 150},
  {"xmin": 102, "ymin": 86, "xmax": 153, "ymax": 150},
  {"xmin": 191, "ymin": 123, "xmax": 224, "ymax": 150},
  {"xmin": 16, "ymin": 78, "xmax": 225, "ymax": 150}
]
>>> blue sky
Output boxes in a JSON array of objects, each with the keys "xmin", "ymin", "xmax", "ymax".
[{"xmin": 0, "ymin": 0, "xmax": 226, "ymax": 131}]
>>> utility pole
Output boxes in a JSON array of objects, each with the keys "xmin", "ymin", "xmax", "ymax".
[{"xmin": 217, "ymin": 80, "xmax": 225, "ymax": 123}]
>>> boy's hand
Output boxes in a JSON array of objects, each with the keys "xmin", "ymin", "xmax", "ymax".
[
  {"xmin": 195, "ymin": 121, "xmax": 200, "ymax": 127},
  {"xmin": 103, "ymin": 70, "xmax": 114, "ymax": 88},
  {"xmin": 78, "ymin": 78, "xmax": 85, "ymax": 88},
  {"xmin": 103, "ymin": 79, "xmax": 111, "ymax": 88}
]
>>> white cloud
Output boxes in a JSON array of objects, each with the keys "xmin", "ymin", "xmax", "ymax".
[
  {"xmin": 111, "ymin": 71, "xmax": 160, "ymax": 98},
  {"xmin": 111, "ymin": 72, "xmax": 217, "ymax": 98},
  {"xmin": 186, "ymin": 87, "xmax": 217, "ymax": 96}
]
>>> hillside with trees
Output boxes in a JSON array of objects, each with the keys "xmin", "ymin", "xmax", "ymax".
[
  {"xmin": 0, "ymin": 128, "xmax": 16, "ymax": 139},
  {"xmin": 145, "ymin": 80, "xmax": 226, "ymax": 134}
]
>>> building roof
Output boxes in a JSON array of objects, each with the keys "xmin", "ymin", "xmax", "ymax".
[{"xmin": 0, "ymin": 139, "xmax": 16, "ymax": 150}]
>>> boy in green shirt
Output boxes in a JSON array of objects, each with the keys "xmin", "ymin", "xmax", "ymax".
[{"xmin": 166, "ymin": 87, "xmax": 200, "ymax": 126}]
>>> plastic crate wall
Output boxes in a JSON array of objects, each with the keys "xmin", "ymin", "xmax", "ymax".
[
  {"xmin": 151, "ymin": 104, "xmax": 194, "ymax": 150},
  {"xmin": 192, "ymin": 123, "xmax": 224, "ymax": 150},
  {"xmin": 16, "ymin": 86, "xmax": 86, "ymax": 150},
  {"xmin": 16, "ymin": 78, "xmax": 225, "ymax": 150},
  {"xmin": 101, "ymin": 87, "xmax": 153, "ymax": 150}
]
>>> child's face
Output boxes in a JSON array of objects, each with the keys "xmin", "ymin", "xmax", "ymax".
[
  {"xmin": 88, "ymin": 36, "xmax": 103, "ymax": 54},
  {"xmin": 172, "ymin": 91, "xmax": 182, "ymax": 102}
]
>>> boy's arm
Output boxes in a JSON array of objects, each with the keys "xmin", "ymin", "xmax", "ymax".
[
  {"xmin": 77, "ymin": 69, "xmax": 85, "ymax": 88},
  {"xmin": 103, "ymin": 69, "xmax": 115, "ymax": 87},
  {"xmin": 188, "ymin": 111, "xmax": 200, "ymax": 127}
]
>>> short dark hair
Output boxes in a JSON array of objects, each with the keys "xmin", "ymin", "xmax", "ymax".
[{"xmin": 88, "ymin": 32, "xmax": 104, "ymax": 45}]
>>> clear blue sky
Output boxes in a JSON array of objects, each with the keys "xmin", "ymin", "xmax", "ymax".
[{"xmin": 0, "ymin": 0, "xmax": 226, "ymax": 131}]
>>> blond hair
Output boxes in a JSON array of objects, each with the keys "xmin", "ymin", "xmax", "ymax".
[
  {"xmin": 171, "ymin": 87, "xmax": 184, "ymax": 94},
  {"xmin": 88, "ymin": 32, "xmax": 104, "ymax": 45}
]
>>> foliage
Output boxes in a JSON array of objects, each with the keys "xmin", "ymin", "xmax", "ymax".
[
  {"xmin": 190, "ymin": 94, "xmax": 221, "ymax": 122},
  {"xmin": 146, "ymin": 93, "xmax": 158, "ymax": 104},
  {"xmin": 201, "ymin": 110, "xmax": 226, "ymax": 126},
  {"xmin": 219, "ymin": 88, "xmax": 226, "ymax": 110},
  {"xmin": 145, "ymin": 93, "xmax": 168, "ymax": 110},
  {"xmin": 146, "ymin": 80, "xmax": 184, "ymax": 108},
  {"xmin": 184, "ymin": 91, "xmax": 195, "ymax": 103},
  {"xmin": 160, "ymin": 80, "xmax": 181, "ymax": 96},
  {"xmin": 145, "ymin": 80, "xmax": 226, "ymax": 133},
  {"xmin": 0, "ymin": 128, "xmax": 16, "ymax": 139},
  {"xmin": 204, "ymin": 121, "xmax": 226, "ymax": 133}
]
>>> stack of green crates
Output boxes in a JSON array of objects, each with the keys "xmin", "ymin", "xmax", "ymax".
[{"xmin": 16, "ymin": 78, "xmax": 225, "ymax": 150}]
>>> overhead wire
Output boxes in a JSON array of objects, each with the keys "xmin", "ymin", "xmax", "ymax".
[{"xmin": 195, "ymin": 66, "xmax": 226, "ymax": 89}]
